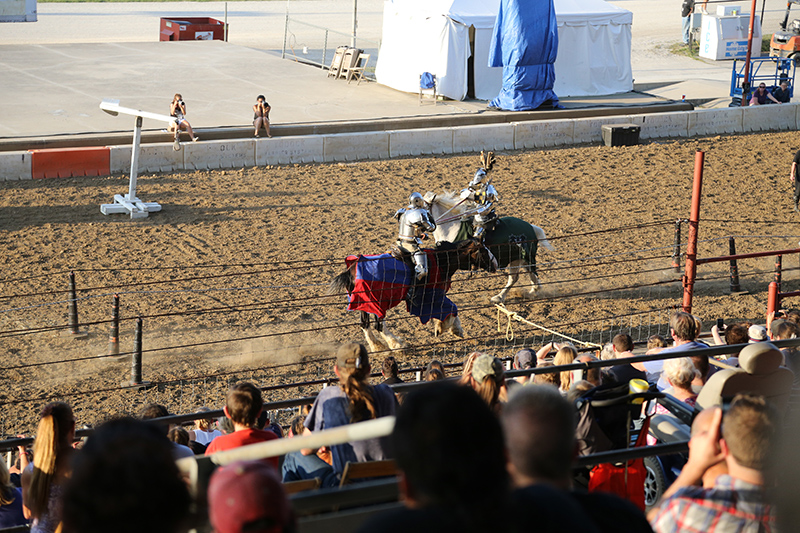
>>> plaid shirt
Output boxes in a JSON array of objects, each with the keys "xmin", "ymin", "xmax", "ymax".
[{"xmin": 651, "ymin": 475, "xmax": 776, "ymax": 533}]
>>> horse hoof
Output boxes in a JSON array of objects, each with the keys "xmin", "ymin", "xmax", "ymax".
[
  {"xmin": 490, "ymin": 295, "xmax": 504, "ymax": 305},
  {"xmin": 451, "ymin": 327, "xmax": 464, "ymax": 338}
]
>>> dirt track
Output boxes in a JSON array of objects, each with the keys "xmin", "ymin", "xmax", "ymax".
[{"xmin": 2, "ymin": 131, "xmax": 799, "ymax": 436}]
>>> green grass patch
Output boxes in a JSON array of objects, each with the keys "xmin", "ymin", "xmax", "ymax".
[
  {"xmin": 762, "ymin": 34, "xmax": 772, "ymax": 53},
  {"xmin": 667, "ymin": 41, "xmax": 701, "ymax": 58}
]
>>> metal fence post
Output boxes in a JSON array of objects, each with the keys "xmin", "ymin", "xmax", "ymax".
[
  {"xmin": 775, "ymin": 255, "xmax": 783, "ymax": 294},
  {"xmin": 729, "ymin": 237, "xmax": 741, "ymax": 292},
  {"xmin": 108, "ymin": 294, "xmax": 120, "ymax": 357},
  {"xmin": 671, "ymin": 219, "xmax": 682, "ymax": 272}
]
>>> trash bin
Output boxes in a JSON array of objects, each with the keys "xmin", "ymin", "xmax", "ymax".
[{"xmin": 160, "ymin": 17, "xmax": 226, "ymax": 41}]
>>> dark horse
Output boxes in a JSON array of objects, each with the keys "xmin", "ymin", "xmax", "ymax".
[{"xmin": 329, "ymin": 238, "xmax": 497, "ymax": 352}]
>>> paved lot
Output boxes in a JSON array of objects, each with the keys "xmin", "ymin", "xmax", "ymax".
[{"xmin": 0, "ymin": 0, "xmax": 792, "ymax": 140}]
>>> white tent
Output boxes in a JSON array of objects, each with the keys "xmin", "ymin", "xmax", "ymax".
[{"xmin": 374, "ymin": 0, "xmax": 633, "ymax": 101}]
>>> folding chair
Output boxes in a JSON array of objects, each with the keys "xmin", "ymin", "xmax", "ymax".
[
  {"xmin": 419, "ymin": 72, "xmax": 437, "ymax": 105},
  {"xmin": 338, "ymin": 48, "xmax": 362, "ymax": 80},
  {"xmin": 327, "ymin": 46, "xmax": 348, "ymax": 79},
  {"xmin": 338, "ymin": 459, "xmax": 397, "ymax": 487},
  {"xmin": 347, "ymin": 53, "xmax": 371, "ymax": 84}
]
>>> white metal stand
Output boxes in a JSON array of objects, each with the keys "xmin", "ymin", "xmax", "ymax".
[{"xmin": 99, "ymin": 99, "xmax": 171, "ymax": 219}]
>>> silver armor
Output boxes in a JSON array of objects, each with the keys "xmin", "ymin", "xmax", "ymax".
[
  {"xmin": 395, "ymin": 192, "xmax": 437, "ymax": 279},
  {"xmin": 460, "ymin": 168, "xmax": 499, "ymax": 240}
]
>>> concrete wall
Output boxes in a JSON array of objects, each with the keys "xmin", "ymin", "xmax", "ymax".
[{"xmin": 2, "ymin": 103, "xmax": 798, "ymax": 180}]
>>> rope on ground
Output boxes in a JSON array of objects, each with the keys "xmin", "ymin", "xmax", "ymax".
[{"xmin": 494, "ymin": 304, "xmax": 602, "ymax": 348}]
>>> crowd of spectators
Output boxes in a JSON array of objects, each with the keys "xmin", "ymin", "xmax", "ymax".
[{"xmin": 3, "ymin": 308, "xmax": 800, "ymax": 532}]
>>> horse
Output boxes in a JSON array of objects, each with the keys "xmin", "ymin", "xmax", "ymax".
[
  {"xmin": 425, "ymin": 190, "xmax": 554, "ymax": 304},
  {"xmin": 329, "ymin": 238, "xmax": 497, "ymax": 352}
]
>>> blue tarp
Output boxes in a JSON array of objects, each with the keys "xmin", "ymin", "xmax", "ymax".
[{"xmin": 488, "ymin": 0, "xmax": 561, "ymax": 111}]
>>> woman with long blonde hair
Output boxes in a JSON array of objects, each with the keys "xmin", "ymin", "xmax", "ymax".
[
  {"xmin": 553, "ymin": 344, "xmax": 578, "ymax": 393},
  {"xmin": 302, "ymin": 343, "xmax": 398, "ymax": 478},
  {"xmin": 22, "ymin": 402, "xmax": 74, "ymax": 533}
]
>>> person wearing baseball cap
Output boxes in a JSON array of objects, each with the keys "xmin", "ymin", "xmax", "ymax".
[
  {"xmin": 207, "ymin": 461, "xmax": 295, "ymax": 533},
  {"xmin": 301, "ymin": 343, "xmax": 398, "ymax": 478},
  {"xmin": 470, "ymin": 353, "xmax": 505, "ymax": 411}
]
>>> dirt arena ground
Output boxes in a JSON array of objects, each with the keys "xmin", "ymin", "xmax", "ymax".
[{"xmin": 2, "ymin": 131, "xmax": 799, "ymax": 436}]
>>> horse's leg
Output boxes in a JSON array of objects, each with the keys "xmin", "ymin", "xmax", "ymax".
[
  {"xmin": 376, "ymin": 317, "xmax": 406, "ymax": 350},
  {"xmin": 446, "ymin": 315, "xmax": 464, "ymax": 337},
  {"xmin": 360, "ymin": 312, "xmax": 385, "ymax": 352},
  {"xmin": 523, "ymin": 260, "xmax": 542, "ymax": 297},
  {"xmin": 490, "ymin": 263, "xmax": 521, "ymax": 304},
  {"xmin": 433, "ymin": 318, "xmax": 443, "ymax": 337}
]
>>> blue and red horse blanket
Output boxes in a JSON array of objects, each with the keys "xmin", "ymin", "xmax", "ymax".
[{"xmin": 344, "ymin": 250, "xmax": 457, "ymax": 324}]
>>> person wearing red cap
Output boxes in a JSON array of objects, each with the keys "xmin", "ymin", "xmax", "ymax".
[
  {"xmin": 302, "ymin": 343, "xmax": 397, "ymax": 478},
  {"xmin": 205, "ymin": 383, "xmax": 279, "ymax": 470},
  {"xmin": 207, "ymin": 461, "xmax": 295, "ymax": 533}
]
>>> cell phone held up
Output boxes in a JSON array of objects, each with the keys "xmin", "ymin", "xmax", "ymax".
[{"xmin": 716, "ymin": 318, "xmax": 725, "ymax": 331}]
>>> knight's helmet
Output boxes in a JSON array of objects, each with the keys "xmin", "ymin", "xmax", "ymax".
[
  {"xmin": 468, "ymin": 168, "xmax": 487, "ymax": 188},
  {"xmin": 408, "ymin": 192, "xmax": 426, "ymax": 209}
]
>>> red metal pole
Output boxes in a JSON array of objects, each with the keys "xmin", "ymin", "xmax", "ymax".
[
  {"xmin": 740, "ymin": 0, "xmax": 759, "ymax": 107},
  {"xmin": 682, "ymin": 151, "xmax": 705, "ymax": 313},
  {"xmin": 768, "ymin": 281, "xmax": 779, "ymax": 318}
]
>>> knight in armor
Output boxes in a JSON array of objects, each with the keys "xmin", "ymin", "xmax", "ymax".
[
  {"xmin": 460, "ymin": 166, "xmax": 499, "ymax": 240},
  {"xmin": 395, "ymin": 192, "xmax": 437, "ymax": 279}
]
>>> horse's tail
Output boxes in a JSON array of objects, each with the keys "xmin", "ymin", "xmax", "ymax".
[
  {"xmin": 533, "ymin": 225, "xmax": 555, "ymax": 251},
  {"xmin": 329, "ymin": 267, "xmax": 355, "ymax": 296}
]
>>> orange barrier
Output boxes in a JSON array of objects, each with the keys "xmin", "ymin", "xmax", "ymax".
[{"xmin": 30, "ymin": 146, "xmax": 110, "ymax": 179}]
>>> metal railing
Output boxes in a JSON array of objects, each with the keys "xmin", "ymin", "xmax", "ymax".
[{"xmin": 282, "ymin": 16, "xmax": 379, "ymax": 77}]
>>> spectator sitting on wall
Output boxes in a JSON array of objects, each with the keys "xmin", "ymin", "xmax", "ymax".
[
  {"xmin": 252, "ymin": 94, "xmax": 272, "ymax": 138},
  {"xmin": 749, "ymin": 83, "xmax": 781, "ymax": 106},
  {"xmin": 22, "ymin": 402, "xmax": 75, "ymax": 533},
  {"xmin": 773, "ymin": 81, "xmax": 791, "ymax": 103},
  {"xmin": 502, "ymin": 385, "xmax": 653, "ymax": 532},
  {"xmin": 61, "ymin": 418, "xmax": 191, "ymax": 533},
  {"xmin": 302, "ymin": 343, "xmax": 397, "ymax": 478},
  {"xmin": 168, "ymin": 93, "xmax": 199, "ymax": 142},
  {"xmin": 281, "ymin": 416, "xmax": 337, "ymax": 488},
  {"xmin": 356, "ymin": 382, "xmax": 511, "ymax": 533},
  {"xmin": 205, "ymin": 383, "xmax": 280, "ymax": 470},
  {"xmin": 139, "ymin": 404, "xmax": 195, "ymax": 461},
  {"xmin": 381, "ymin": 356, "xmax": 403, "ymax": 385},
  {"xmin": 649, "ymin": 395, "xmax": 778, "ymax": 531}
]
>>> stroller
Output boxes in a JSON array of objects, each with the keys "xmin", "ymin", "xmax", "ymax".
[{"xmin": 574, "ymin": 381, "xmax": 664, "ymax": 510}]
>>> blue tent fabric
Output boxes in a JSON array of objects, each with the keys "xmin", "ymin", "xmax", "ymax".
[{"xmin": 488, "ymin": 0, "xmax": 561, "ymax": 111}]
